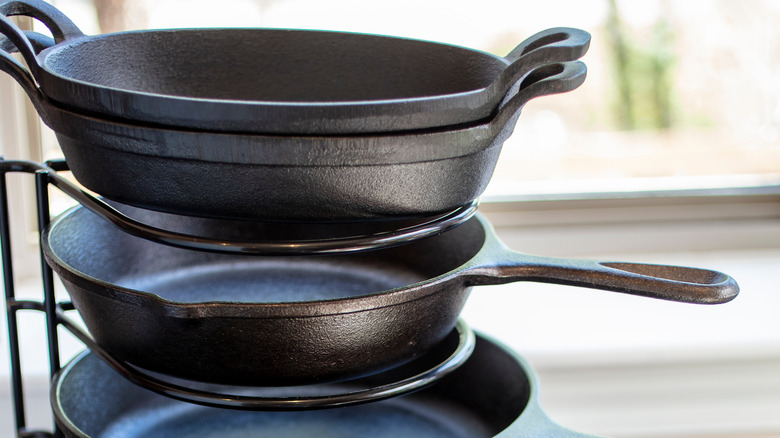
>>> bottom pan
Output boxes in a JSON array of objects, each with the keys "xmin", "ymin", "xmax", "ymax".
[{"xmin": 51, "ymin": 334, "xmax": 596, "ymax": 438}]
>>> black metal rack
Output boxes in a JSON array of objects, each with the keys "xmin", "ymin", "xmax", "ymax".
[
  {"xmin": 0, "ymin": 158, "xmax": 478, "ymax": 437},
  {"xmin": 1, "ymin": 159, "xmax": 65, "ymax": 438}
]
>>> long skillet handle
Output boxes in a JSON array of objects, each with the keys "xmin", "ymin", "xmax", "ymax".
[
  {"xmin": 466, "ymin": 248, "xmax": 738, "ymax": 304},
  {"xmin": 0, "ymin": 0, "xmax": 83, "ymax": 84},
  {"xmin": 494, "ymin": 27, "xmax": 590, "ymax": 97}
]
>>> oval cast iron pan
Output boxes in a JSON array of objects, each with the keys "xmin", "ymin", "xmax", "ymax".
[
  {"xmin": 0, "ymin": 0, "xmax": 590, "ymax": 134},
  {"xmin": 0, "ymin": 39, "xmax": 587, "ymax": 220}
]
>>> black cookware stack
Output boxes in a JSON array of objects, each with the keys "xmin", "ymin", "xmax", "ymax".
[{"xmin": 1, "ymin": 1, "xmax": 738, "ymax": 437}]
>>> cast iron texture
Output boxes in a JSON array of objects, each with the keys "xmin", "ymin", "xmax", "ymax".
[
  {"xmin": 1, "ymin": 33, "xmax": 587, "ymax": 220},
  {"xmin": 42, "ymin": 204, "xmax": 738, "ymax": 387},
  {"xmin": 52, "ymin": 335, "xmax": 599, "ymax": 438},
  {"xmin": 0, "ymin": 0, "xmax": 590, "ymax": 134}
]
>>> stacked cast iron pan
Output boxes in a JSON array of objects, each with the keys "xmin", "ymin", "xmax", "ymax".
[
  {"xmin": 0, "ymin": 0, "xmax": 592, "ymax": 220},
  {"xmin": 1, "ymin": 1, "xmax": 739, "ymax": 436}
]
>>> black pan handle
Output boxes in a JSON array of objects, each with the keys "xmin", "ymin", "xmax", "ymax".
[
  {"xmin": 489, "ymin": 60, "xmax": 587, "ymax": 135},
  {"xmin": 0, "ymin": 32, "xmax": 39, "ymax": 93},
  {"xmin": 0, "ymin": 35, "xmax": 51, "ymax": 120},
  {"xmin": 0, "ymin": 0, "xmax": 84, "ymax": 85},
  {"xmin": 464, "ymin": 238, "xmax": 738, "ymax": 304},
  {"xmin": 0, "ymin": 0, "xmax": 84, "ymax": 42},
  {"xmin": 494, "ymin": 27, "xmax": 590, "ymax": 97},
  {"xmin": 0, "ymin": 28, "xmax": 51, "ymax": 52}
]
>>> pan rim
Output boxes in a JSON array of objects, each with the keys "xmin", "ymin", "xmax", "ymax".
[{"xmin": 39, "ymin": 27, "xmax": 504, "ymax": 107}]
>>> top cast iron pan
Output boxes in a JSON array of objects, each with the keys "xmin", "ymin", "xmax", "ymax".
[
  {"xmin": 0, "ymin": 42, "xmax": 587, "ymax": 220},
  {"xmin": 0, "ymin": 0, "xmax": 589, "ymax": 134},
  {"xmin": 42, "ymin": 202, "xmax": 738, "ymax": 387}
]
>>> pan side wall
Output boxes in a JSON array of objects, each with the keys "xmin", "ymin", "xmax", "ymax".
[
  {"xmin": 57, "ymin": 271, "xmax": 473, "ymax": 386},
  {"xmin": 56, "ymin": 134, "xmax": 503, "ymax": 220}
]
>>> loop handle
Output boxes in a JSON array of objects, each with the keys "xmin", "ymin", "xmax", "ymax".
[
  {"xmin": 0, "ymin": 13, "xmax": 39, "ymax": 79},
  {"xmin": 0, "ymin": 0, "xmax": 84, "ymax": 42},
  {"xmin": 491, "ymin": 60, "xmax": 587, "ymax": 132},
  {"xmin": 504, "ymin": 27, "xmax": 591, "ymax": 66},
  {"xmin": 0, "ymin": 0, "xmax": 84, "ymax": 87},
  {"xmin": 490, "ymin": 27, "xmax": 590, "ymax": 105}
]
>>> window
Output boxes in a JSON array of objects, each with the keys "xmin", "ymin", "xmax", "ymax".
[{"xmin": 1, "ymin": 1, "xmax": 779, "ymax": 437}]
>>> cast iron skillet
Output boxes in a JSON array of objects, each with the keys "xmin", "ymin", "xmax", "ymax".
[
  {"xmin": 0, "ymin": 0, "xmax": 589, "ymax": 134},
  {"xmin": 0, "ymin": 39, "xmax": 587, "ymax": 220},
  {"xmin": 52, "ymin": 335, "xmax": 595, "ymax": 438},
  {"xmin": 41, "ymin": 203, "xmax": 738, "ymax": 387}
]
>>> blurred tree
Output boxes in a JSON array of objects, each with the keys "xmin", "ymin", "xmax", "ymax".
[
  {"xmin": 605, "ymin": 0, "xmax": 677, "ymax": 131},
  {"xmin": 648, "ymin": 19, "xmax": 675, "ymax": 129},
  {"xmin": 606, "ymin": 0, "xmax": 634, "ymax": 130}
]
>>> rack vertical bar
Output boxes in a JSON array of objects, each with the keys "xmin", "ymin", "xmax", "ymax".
[
  {"xmin": 1, "ymin": 166, "xmax": 28, "ymax": 436},
  {"xmin": 35, "ymin": 170, "xmax": 60, "ymax": 377}
]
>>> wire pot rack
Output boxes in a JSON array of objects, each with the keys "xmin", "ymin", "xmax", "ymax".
[{"xmin": 0, "ymin": 158, "xmax": 478, "ymax": 437}]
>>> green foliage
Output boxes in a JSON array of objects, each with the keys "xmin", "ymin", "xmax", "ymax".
[{"xmin": 605, "ymin": 0, "xmax": 678, "ymax": 131}]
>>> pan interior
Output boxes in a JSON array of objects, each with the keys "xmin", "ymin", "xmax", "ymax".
[
  {"xmin": 116, "ymin": 259, "xmax": 424, "ymax": 303},
  {"xmin": 100, "ymin": 398, "xmax": 482, "ymax": 438},
  {"xmin": 43, "ymin": 29, "xmax": 506, "ymax": 102},
  {"xmin": 45, "ymin": 204, "xmax": 487, "ymax": 304}
]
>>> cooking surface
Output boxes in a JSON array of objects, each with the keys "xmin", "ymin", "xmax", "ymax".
[
  {"xmin": 44, "ymin": 29, "xmax": 504, "ymax": 101},
  {"xmin": 45, "ymin": 203, "xmax": 485, "ymax": 304},
  {"xmin": 117, "ymin": 260, "xmax": 422, "ymax": 303},
  {"xmin": 99, "ymin": 399, "xmax": 485, "ymax": 438}
]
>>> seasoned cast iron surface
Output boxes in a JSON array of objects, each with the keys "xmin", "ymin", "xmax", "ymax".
[
  {"xmin": 48, "ymin": 203, "xmax": 485, "ymax": 305},
  {"xmin": 0, "ymin": 0, "xmax": 591, "ymax": 134},
  {"xmin": 42, "ymin": 203, "xmax": 484, "ymax": 385},
  {"xmin": 44, "ymin": 29, "xmax": 505, "ymax": 102},
  {"xmin": 117, "ymin": 260, "xmax": 422, "ymax": 303},
  {"xmin": 42, "ymin": 200, "xmax": 738, "ymax": 387}
]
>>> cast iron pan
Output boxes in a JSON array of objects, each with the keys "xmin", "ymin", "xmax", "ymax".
[
  {"xmin": 1, "ymin": 39, "xmax": 587, "ymax": 220},
  {"xmin": 0, "ymin": 0, "xmax": 589, "ymax": 134},
  {"xmin": 41, "ymin": 203, "xmax": 738, "ymax": 387},
  {"xmin": 52, "ymin": 335, "xmax": 597, "ymax": 438}
]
